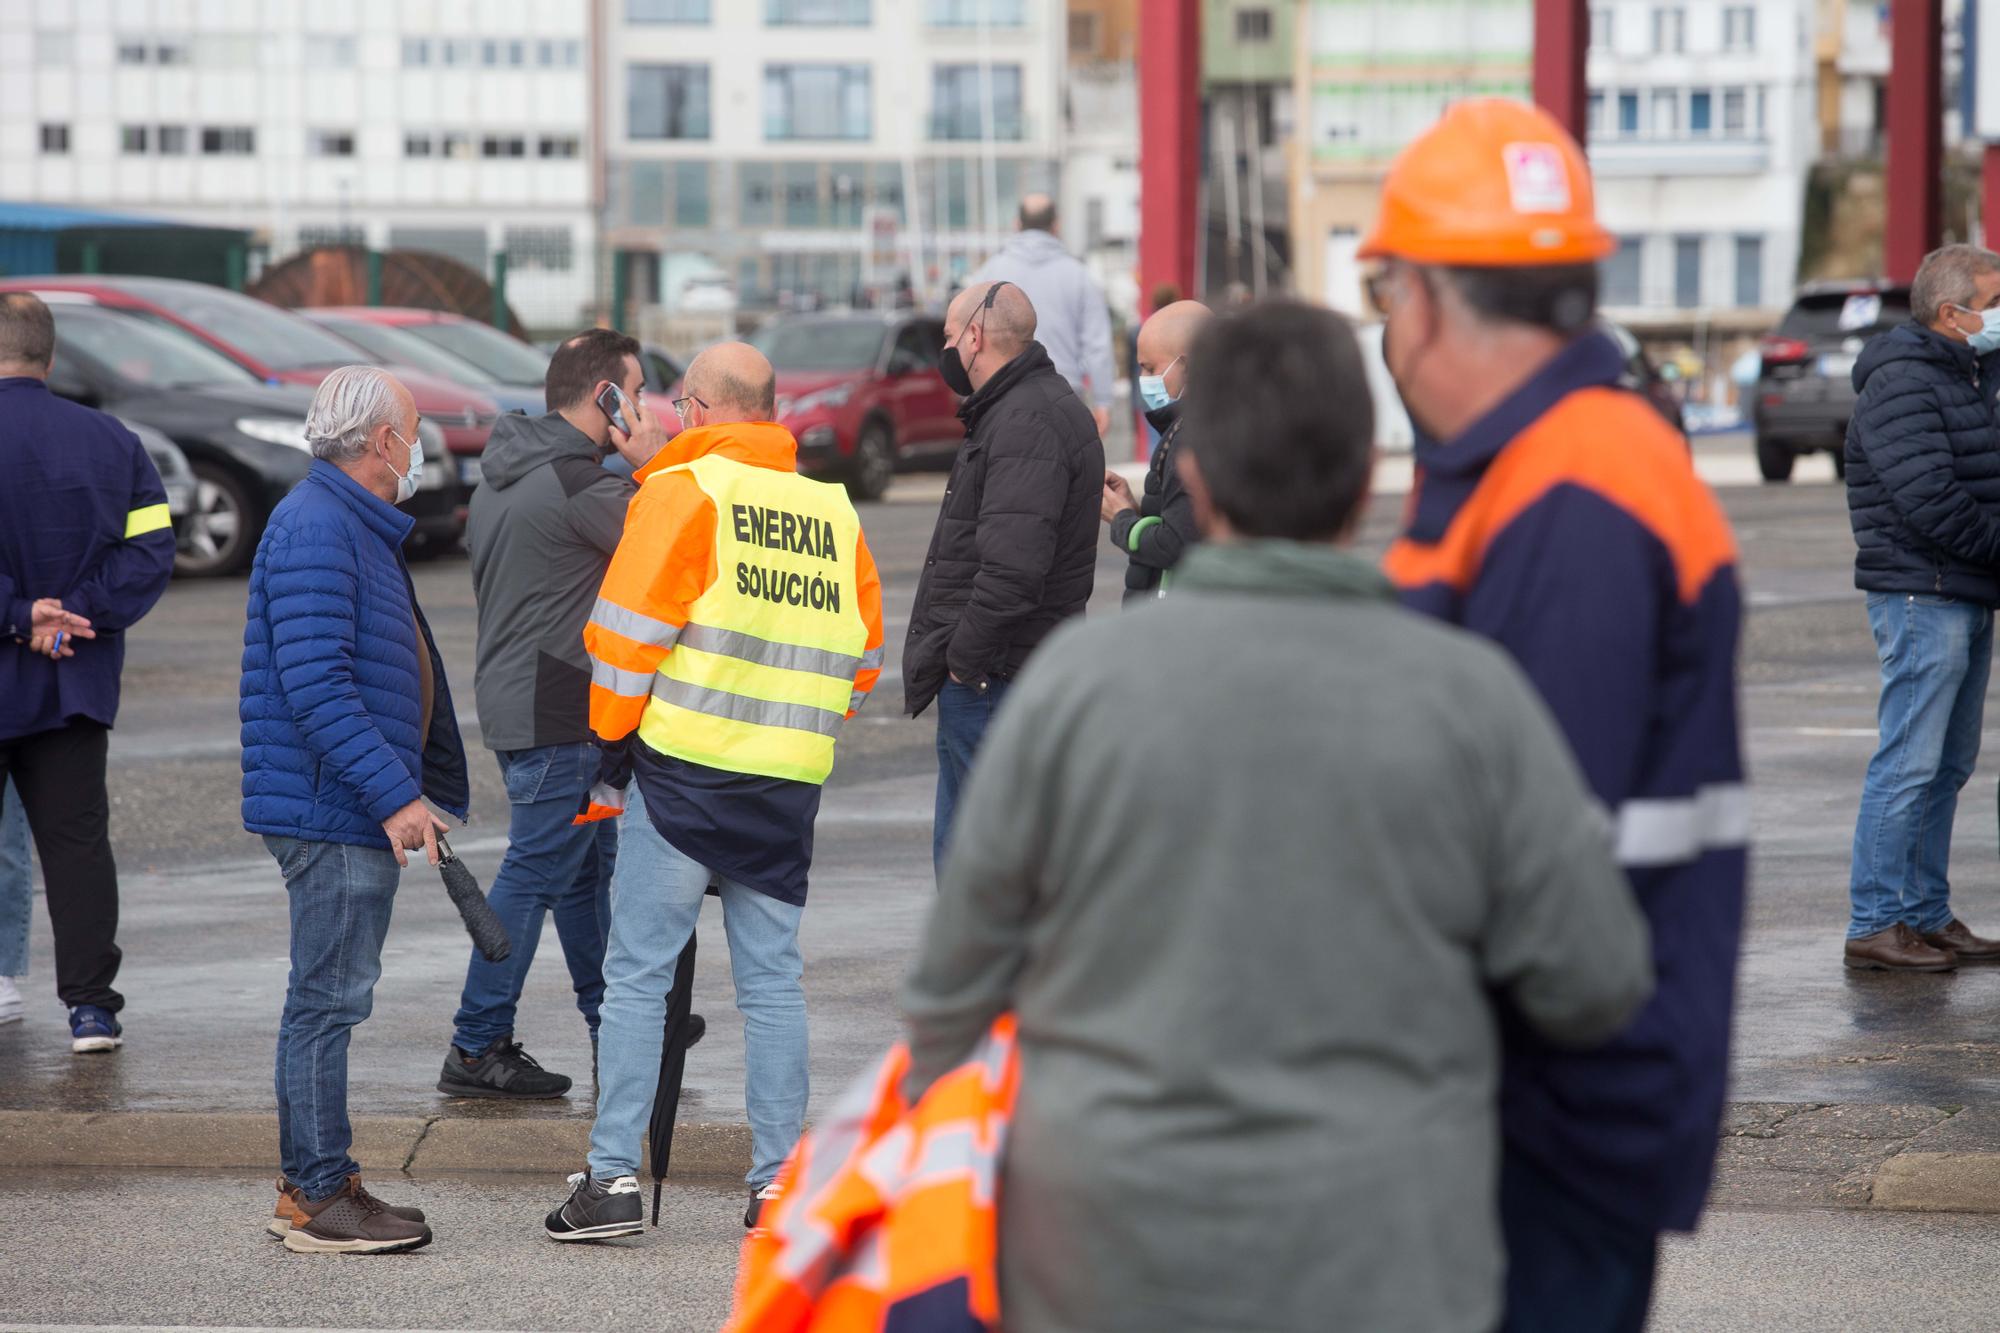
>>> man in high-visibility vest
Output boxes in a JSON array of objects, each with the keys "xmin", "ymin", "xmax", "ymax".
[
  {"xmin": 1368, "ymin": 101, "xmax": 1746, "ymax": 1331},
  {"xmin": 543, "ymin": 342, "xmax": 885, "ymax": 1243}
]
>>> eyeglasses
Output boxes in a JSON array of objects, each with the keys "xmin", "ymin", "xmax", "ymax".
[{"xmin": 671, "ymin": 394, "xmax": 707, "ymax": 420}]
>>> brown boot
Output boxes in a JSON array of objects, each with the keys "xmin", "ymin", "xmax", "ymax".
[
  {"xmin": 1920, "ymin": 919, "xmax": 2000, "ymax": 961},
  {"xmin": 269, "ymin": 1176, "xmax": 425, "ymax": 1239},
  {"xmin": 281, "ymin": 1175, "xmax": 432, "ymax": 1254},
  {"xmin": 1845, "ymin": 923, "xmax": 1957, "ymax": 972}
]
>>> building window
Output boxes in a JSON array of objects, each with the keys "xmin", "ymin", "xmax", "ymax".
[
  {"xmin": 930, "ymin": 0, "xmax": 1027, "ymax": 24},
  {"xmin": 628, "ymin": 0, "xmax": 711, "ymax": 18},
  {"xmin": 405, "ymin": 132, "xmax": 434, "ymax": 158},
  {"xmin": 1590, "ymin": 6, "xmax": 1612, "ymax": 50},
  {"xmin": 1235, "ymin": 7, "xmax": 1273, "ymax": 42},
  {"xmin": 1650, "ymin": 6, "xmax": 1684, "ymax": 54},
  {"xmin": 503, "ymin": 226, "xmax": 574, "ymax": 271},
  {"xmin": 766, "ymin": 0, "xmax": 870, "ymax": 22},
  {"xmin": 120, "ymin": 125, "xmax": 151, "ymax": 154},
  {"xmin": 153, "ymin": 39, "xmax": 191, "ymax": 65},
  {"xmin": 309, "ymin": 129, "xmax": 356, "ymax": 158},
  {"xmin": 784, "ymin": 162, "xmax": 822, "ymax": 227},
  {"xmin": 201, "ymin": 126, "xmax": 256, "ymax": 155},
  {"xmin": 481, "ymin": 134, "xmax": 528, "ymax": 158},
  {"xmin": 1586, "ymin": 91, "xmax": 1605, "ymax": 137},
  {"xmin": 870, "ymin": 160, "xmax": 906, "ymax": 221},
  {"xmin": 1723, "ymin": 4, "xmax": 1756, "ymax": 52},
  {"xmin": 1722, "ymin": 87, "xmax": 1747, "ymax": 134},
  {"xmin": 1690, "ymin": 89, "xmax": 1712, "ymax": 135},
  {"xmin": 1734, "ymin": 234, "xmax": 1763, "ymax": 307},
  {"xmin": 387, "ymin": 227, "xmax": 489, "ymax": 274},
  {"xmin": 441, "ymin": 39, "xmax": 475, "ymax": 67},
  {"xmin": 442, "ymin": 132, "xmax": 473, "ymax": 160},
  {"xmin": 117, "ymin": 38, "xmax": 149, "ymax": 64},
  {"xmin": 157, "ymin": 125, "xmax": 188, "ymax": 155},
  {"xmin": 1617, "ymin": 91, "xmax": 1639, "ymax": 136},
  {"xmin": 303, "ymin": 34, "xmax": 356, "ymax": 66},
  {"xmin": 1650, "ymin": 90, "xmax": 1678, "ymax": 137},
  {"xmin": 740, "ymin": 163, "xmax": 776, "ymax": 225},
  {"xmin": 36, "ymin": 31, "xmax": 74, "ymax": 64},
  {"xmin": 297, "ymin": 224, "xmax": 367, "ymax": 250},
  {"xmin": 40, "ymin": 123, "xmax": 70, "ymax": 155},
  {"xmin": 931, "ymin": 64, "xmax": 1024, "ymax": 140},
  {"xmin": 1674, "ymin": 235, "xmax": 1702, "ymax": 308},
  {"xmin": 193, "ymin": 33, "xmax": 259, "ymax": 65},
  {"xmin": 676, "ymin": 162, "xmax": 712, "ymax": 226},
  {"xmin": 765, "ymin": 64, "xmax": 872, "ymax": 140},
  {"xmin": 403, "ymin": 37, "xmax": 430, "ymax": 66},
  {"xmin": 481, "ymin": 40, "xmax": 501, "ymax": 67},
  {"xmin": 1602, "ymin": 237, "xmax": 1643, "ymax": 307},
  {"xmin": 630, "ymin": 64, "xmax": 712, "ymax": 140},
  {"xmin": 538, "ymin": 134, "xmax": 581, "ymax": 159}
]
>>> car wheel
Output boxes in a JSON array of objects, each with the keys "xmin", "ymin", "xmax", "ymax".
[
  {"xmin": 1755, "ymin": 435, "xmax": 1795, "ymax": 484},
  {"xmin": 176, "ymin": 463, "xmax": 260, "ymax": 577},
  {"xmin": 848, "ymin": 422, "xmax": 896, "ymax": 502}
]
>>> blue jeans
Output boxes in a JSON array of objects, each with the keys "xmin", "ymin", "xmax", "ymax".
[
  {"xmin": 450, "ymin": 743, "xmax": 615, "ymax": 1054},
  {"xmin": 0, "ymin": 777, "xmax": 30, "ymax": 976},
  {"xmin": 1849, "ymin": 592, "xmax": 1995, "ymax": 939},
  {"xmin": 587, "ymin": 785, "xmax": 807, "ymax": 1187},
  {"xmin": 266, "ymin": 835, "xmax": 401, "ymax": 1202},
  {"xmin": 933, "ymin": 678, "xmax": 1011, "ymax": 876},
  {"xmin": 1499, "ymin": 1146, "xmax": 1658, "ymax": 1333}
]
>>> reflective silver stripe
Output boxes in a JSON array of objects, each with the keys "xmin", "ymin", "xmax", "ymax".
[
  {"xmin": 590, "ymin": 659, "xmax": 655, "ymax": 698},
  {"xmin": 1615, "ymin": 783, "xmax": 1750, "ymax": 868},
  {"xmin": 651, "ymin": 676, "xmax": 843, "ymax": 737},
  {"xmin": 848, "ymin": 688, "xmax": 870, "ymax": 714},
  {"xmin": 677, "ymin": 621, "xmax": 862, "ymax": 680},
  {"xmin": 589, "ymin": 597, "xmax": 682, "ymax": 648},
  {"xmin": 859, "ymin": 645, "xmax": 885, "ymax": 671}
]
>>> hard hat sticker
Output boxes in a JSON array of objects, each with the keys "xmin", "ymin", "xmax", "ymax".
[{"xmin": 1502, "ymin": 142, "xmax": 1572, "ymax": 215}]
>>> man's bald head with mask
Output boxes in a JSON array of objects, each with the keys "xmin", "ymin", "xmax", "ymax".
[{"xmin": 939, "ymin": 281, "xmax": 1037, "ymax": 397}]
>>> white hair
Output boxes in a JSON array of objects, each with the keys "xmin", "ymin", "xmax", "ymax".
[{"xmin": 305, "ymin": 365, "xmax": 406, "ymax": 464}]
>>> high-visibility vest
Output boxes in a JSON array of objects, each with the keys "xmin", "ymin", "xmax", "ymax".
[
  {"xmin": 636, "ymin": 452, "xmax": 870, "ymax": 785},
  {"xmin": 727, "ymin": 1015, "xmax": 1018, "ymax": 1333}
]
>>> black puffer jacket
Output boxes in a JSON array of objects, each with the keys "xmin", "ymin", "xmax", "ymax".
[
  {"xmin": 1845, "ymin": 322, "xmax": 2000, "ymax": 607},
  {"xmin": 1110, "ymin": 403, "xmax": 1198, "ymax": 599},
  {"xmin": 905, "ymin": 341, "xmax": 1104, "ymax": 714}
]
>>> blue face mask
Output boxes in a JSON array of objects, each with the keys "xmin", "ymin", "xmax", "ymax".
[
  {"xmin": 1956, "ymin": 305, "xmax": 2000, "ymax": 355},
  {"xmin": 1138, "ymin": 355, "xmax": 1183, "ymax": 413}
]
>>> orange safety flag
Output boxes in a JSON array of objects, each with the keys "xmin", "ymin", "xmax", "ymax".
[{"xmin": 726, "ymin": 1014, "xmax": 1019, "ymax": 1333}]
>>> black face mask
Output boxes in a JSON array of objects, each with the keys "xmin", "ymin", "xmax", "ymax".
[
  {"xmin": 1144, "ymin": 399, "xmax": 1181, "ymax": 436},
  {"xmin": 939, "ymin": 342, "xmax": 975, "ymax": 397}
]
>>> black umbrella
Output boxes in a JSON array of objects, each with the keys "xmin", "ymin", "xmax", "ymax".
[{"xmin": 646, "ymin": 927, "xmax": 700, "ymax": 1226}]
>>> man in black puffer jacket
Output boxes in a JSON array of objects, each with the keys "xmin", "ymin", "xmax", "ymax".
[
  {"xmin": 1844, "ymin": 243, "xmax": 2000, "ymax": 972},
  {"xmin": 907, "ymin": 280, "xmax": 1103, "ymax": 872}
]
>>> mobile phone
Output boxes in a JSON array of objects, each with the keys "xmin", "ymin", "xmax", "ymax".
[{"xmin": 595, "ymin": 381, "xmax": 634, "ymax": 436}]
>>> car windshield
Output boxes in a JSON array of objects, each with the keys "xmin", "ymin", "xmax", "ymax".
[
  {"xmin": 752, "ymin": 321, "xmax": 886, "ymax": 372},
  {"xmin": 401, "ymin": 319, "xmax": 550, "ymax": 385},
  {"xmin": 140, "ymin": 288, "xmax": 367, "ymax": 371},
  {"xmin": 52, "ymin": 306, "xmax": 258, "ymax": 387},
  {"xmin": 319, "ymin": 317, "xmax": 497, "ymax": 385},
  {"xmin": 1778, "ymin": 291, "xmax": 1911, "ymax": 341}
]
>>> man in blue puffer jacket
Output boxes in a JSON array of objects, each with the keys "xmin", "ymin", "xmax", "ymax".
[
  {"xmin": 1844, "ymin": 244, "xmax": 2000, "ymax": 971},
  {"xmin": 240, "ymin": 365, "xmax": 469, "ymax": 1254}
]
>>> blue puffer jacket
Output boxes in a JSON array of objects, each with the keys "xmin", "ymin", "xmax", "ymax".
[
  {"xmin": 1845, "ymin": 322, "xmax": 2000, "ymax": 607},
  {"xmin": 240, "ymin": 461, "xmax": 469, "ymax": 848}
]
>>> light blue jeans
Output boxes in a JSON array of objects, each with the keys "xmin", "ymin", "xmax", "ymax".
[
  {"xmin": 587, "ymin": 785, "xmax": 808, "ymax": 1187},
  {"xmin": 1849, "ymin": 592, "xmax": 1995, "ymax": 939},
  {"xmin": 0, "ymin": 776, "xmax": 31, "ymax": 976}
]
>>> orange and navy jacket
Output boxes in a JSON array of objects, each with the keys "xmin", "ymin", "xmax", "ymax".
[
  {"xmin": 1384, "ymin": 330, "xmax": 1746, "ymax": 1235},
  {"xmin": 583, "ymin": 421, "xmax": 886, "ymax": 746},
  {"xmin": 727, "ymin": 1014, "xmax": 1017, "ymax": 1333}
]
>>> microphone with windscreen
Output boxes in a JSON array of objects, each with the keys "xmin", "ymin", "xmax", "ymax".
[{"xmin": 436, "ymin": 835, "xmax": 511, "ymax": 962}]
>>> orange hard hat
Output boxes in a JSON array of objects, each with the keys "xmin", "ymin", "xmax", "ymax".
[{"xmin": 1358, "ymin": 98, "xmax": 1615, "ymax": 267}]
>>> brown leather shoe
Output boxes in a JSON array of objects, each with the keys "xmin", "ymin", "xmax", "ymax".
[
  {"xmin": 1921, "ymin": 919, "xmax": 2000, "ymax": 960},
  {"xmin": 281, "ymin": 1175, "xmax": 432, "ymax": 1254},
  {"xmin": 1845, "ymin": 923, "xmax": 1957, "ymax": 972},
  {"xmin": 268, "ymin": 1175, "xmax": 425, "ymax": 1239}
]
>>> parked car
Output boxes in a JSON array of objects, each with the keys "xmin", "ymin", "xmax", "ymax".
[
  {"xmin": 36, "ymin": 300, "xmax": 458, "ymax": 576},
  {"xmin": 748, "ymin": 312, "xmax": 963, "ymax": 500},
  {"xmin": 0, "ymin": 276, "xmax": 498, "ymax": 479},
  {"xmin": 1753, "ymin": 279, "xmax": 1912, "ymax": 482},
  {"xmin": 313, "ymin": 309, "xmax": 545, "ymax": 423},
  {"xmin": 122, "ymin": 417, "xmax": 197, "ymax": 541},
  {"xmin": 323, "ymin": 307, "xmax": 550, "ymax": 406}
]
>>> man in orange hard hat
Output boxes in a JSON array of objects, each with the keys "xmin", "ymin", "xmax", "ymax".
[{"xmin": 1370, "ymin": 100, "xmax": 1746, "ymax": 1332}]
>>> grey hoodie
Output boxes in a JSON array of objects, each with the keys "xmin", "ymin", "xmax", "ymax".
[
  {"xmin": 970, "ymin": 229, "xmax": 1118, "ymax": 411},
  {"xmin": 465, "ymin": 412, "xmax": 633, "ymax": 752}
]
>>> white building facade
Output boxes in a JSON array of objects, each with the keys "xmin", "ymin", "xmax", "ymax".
[
  {"xmin": 599, "ymin": 0, "xmax": 1066, "ymax": 314},
  {"xmin": 0, "ymin": 0, "xmax": 597, "ymax": 330},
  {"xmin": 1585, "ymin": 0, "xmax": 1818, "ymax": 321}
]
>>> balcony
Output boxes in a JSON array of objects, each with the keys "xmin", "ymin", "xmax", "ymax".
[{"xmin": 1589, "ymin": 134, "xmax": 1772, "ymax": 177}]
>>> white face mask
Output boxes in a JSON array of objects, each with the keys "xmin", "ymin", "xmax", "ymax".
[{"xmin": 386, "ymin": 427, "xmax": 423, "ymax": 504}]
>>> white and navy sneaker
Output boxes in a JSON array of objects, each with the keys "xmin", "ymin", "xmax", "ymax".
[
  {"xmin": 68, "ymin": 1005, "xmax": 121, "ymax": 1053},
  {"xmin": 545, "ymin": 1171, "xmax": 644, "ymax": 1242},
  {"xmin": 0, "ymin": 976, "xmax": 23, "ymax": 1026},
  {"xmin": 745, "ymin": 1180, "xmax": 783, "ymax": 1232}
]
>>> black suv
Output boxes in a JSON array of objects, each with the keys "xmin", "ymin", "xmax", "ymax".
[{"xmin": 1752, "ymin": 279, "xmax": 1911, "ymax": 482}]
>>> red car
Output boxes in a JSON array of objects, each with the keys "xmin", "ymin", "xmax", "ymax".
[
  {"xmin": 748, "ymin": 313, "xmax": 963, "ymax": 500},
  {"xmin": 0, "ymin": 277, "xmax": 501, "ymax": 479}
]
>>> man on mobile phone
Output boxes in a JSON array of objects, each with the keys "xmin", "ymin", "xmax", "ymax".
[{"xmin": 438, "ymin": 329, "xmax": 687, "ymax": 1102}]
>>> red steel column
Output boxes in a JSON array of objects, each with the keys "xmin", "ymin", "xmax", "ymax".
[
  {"xmin": 1533, "ymin": 0, "xmax": 1590, "ymax": 145},
  {"xmin": 1139, "ymin": 0, "xmax": 1200, "ymax": 312},
  {"xmin": 1885, "ymin": 0, "xmax": 1943, "ymax": 282},
  {"xmin": 1985, "ymin": 144, "xmax": 2000, "ymax": 251}
]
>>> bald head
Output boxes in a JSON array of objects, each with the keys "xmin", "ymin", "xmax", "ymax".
[
  {"xmin": 944, "ymin": 281, "xmax": 1038, "ymax": 393},
  {"xmin": 684, "ymin": 341, "xmax": 776, "ymax": 423},
  {"xmin": 1018, "ymin": 193, "xmax": 1057, "ymax": 233},
  {"xmin": 1138, "ymin": 300, "xmax": 1211, "ymax": 368}
]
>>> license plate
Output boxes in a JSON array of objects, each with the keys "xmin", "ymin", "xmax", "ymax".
[
  {"xmin": 1819, "ymin": 353, "xmax": 1856, "ymax": 378},
  {"xmin": 458, "ymin": 457, "xmax": 483, "ymax": 488}
]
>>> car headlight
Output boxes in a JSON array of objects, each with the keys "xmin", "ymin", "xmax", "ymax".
[
  {"xmin": 236, "ymin": 418, "xmax": 312, "ymax": 451},
  {"xmin": 790, "ymin": 384, "xmax": 854, "ymax": 414}
]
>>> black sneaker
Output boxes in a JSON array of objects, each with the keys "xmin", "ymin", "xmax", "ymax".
[
  {"xmin": 545, "ymin": 1171, "xmax": 644, "ymax": 1242},
  {"xmin": 745, "ymin": 1180, "xmax": 783, "ymax": 1231},
  {"xmin": 437, "ymin": 1038, "xmax": 573, "ymax": 1099}
]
